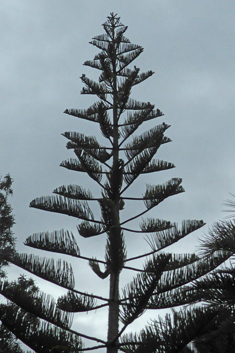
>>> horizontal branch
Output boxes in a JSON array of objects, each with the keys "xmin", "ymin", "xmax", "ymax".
[
  {"xmin": 78, "ymin": 344, "xmax": 107, "ymax": 351},
  {"xmin": 66, "ymin": 327, "xmax": 106, "ymax": 346},
  {"xmin": 123, "ymin": 265, "xmax": 144, "ymax": 272},
  {"xmin": 120, "ymin": 207, "xmax": 149, "ymax": 226},
  {"xmin": 121, "ymin": 226, "xmax": 146, "ymax": 233},
  {"xmin": 8, "ymin": 259, "xmax": 109, "ymax": 302},
  {"xmin": 25, "ymin": 241, "xmax": 108, "ymax": 261},
  {"xmin": 124, "ymin": 249, "xmax": 158, "ymax": 263},
  {"xmin": 83, "ymin": 303, "xmax": 109, "ymax": 311},
  {"xmin": 69, "ymin": 288, "xmax": 109, "ymax": 303}
]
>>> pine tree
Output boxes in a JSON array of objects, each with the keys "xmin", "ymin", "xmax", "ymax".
[
  {"xmin": 182, "ymin": 220, "xmax": 235, "ymax": 352},
  {"xmin": 5, "ymin": 13, "xmax": 232, "ymax": 352},
  {"xmin": 155, "ymin": 201, "xmax": 235, "ymax": 352}
]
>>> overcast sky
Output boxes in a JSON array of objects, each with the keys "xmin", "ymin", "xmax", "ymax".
[{"xmin": 1, "ymin": 1, "xmax": 235, "ymax": 351}]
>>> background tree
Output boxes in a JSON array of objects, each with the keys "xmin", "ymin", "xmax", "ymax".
[
  {"xmin": 4, "ymin": 13, "xmax": 232, "ymax": 352},
  {"xmin": 150, "ymin": 207, "xmax": 235, "ymax": 352},
  {"xmin": 0, "ymin": 271, "xmax": 82, "ymax": 352},
  {"xmin": 0, "ymin": 275, "xmax": 40, "ymax": 353},
  {"xmin": 0, "ymin": 174, "xmax": 15, "ymax": 278},
  {"xmin": 184, "ymin": 220, "xmax": 235, "ymax": 352},
  {"xmin": 0, "ymin": 175, "xmax": 82, "ymax": 352},
  {"xmin": 0, "ymin": 174, "xmax": 24, "ymax": 353}
]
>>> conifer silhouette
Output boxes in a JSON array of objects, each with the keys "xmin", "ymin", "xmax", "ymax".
[{"xmin": 4, "ymin": 13, "xmax": 232, "ymax": 352}]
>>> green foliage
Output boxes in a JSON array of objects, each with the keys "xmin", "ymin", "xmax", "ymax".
[
  {"xmin": 4, "ymin": 13, "xmax": 231, "ymax": 352},
  {"xmin": 0, "ymin": 324, "xmax": 25, "ymax": 353},
  {"xmin": 0, "ymin": 174, "xmax": 15, "ymax": 278},
  {"xmin": 0, "ymin": 275, "xmax": 39, "ymax": 353},
  {"xmin": 120, "ymin": 306, "xmax": 226, "ymax": 353},
  {"xmin": 0, "ymin": 275, "xmax": 82, "ymax": 352},
  {"xmin": 0, "ymin": 176, "xmax": 83, "ymax": 352}
]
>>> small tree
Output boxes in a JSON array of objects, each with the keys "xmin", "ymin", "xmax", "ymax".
[
  {"xmin": 0, "ymin": 174, "xmax": 24, "ymax": 353},
  {"xmin": 0, "ymin": 176, "xmax": 35, "ymax": 352},
  {"xmin": 0, "ymin": 176, "xmax": 82, "ymax": 352},
  {"xmin": 0, "ymin": 174, "xmax": 15, "ymax": 278},
  {"xmin": 0, "ymin": 272, "xmax": 82, "ymax": 353},
  {"xmin": 0, "ymin": 275, "xmax": 40, "ymax": 353},
  {"xmin": 6, "ymin": 13, "xmax": 231, "ymax": 352}
]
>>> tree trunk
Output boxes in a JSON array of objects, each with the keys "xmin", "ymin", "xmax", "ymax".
[
  {"xmin": 107, "ymin": 24, "xmax": 120, "ymax": 352},
  {"xmin": 107, "ymin": 271, "xmax": 119, "ymax": 353}
]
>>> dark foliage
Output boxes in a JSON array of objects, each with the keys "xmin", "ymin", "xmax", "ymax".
[{"xmin": 3, "ymin": 13, "xmax": 232, "ymax": 353}]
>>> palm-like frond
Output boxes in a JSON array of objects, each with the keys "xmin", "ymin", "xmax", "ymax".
[
  {"xmin": 53, "ymin": 185, "xmax": 94, "ymax": 200},
  {"xmin": 64, "ymin": 101, "xmax": 111, "ymax": 123},
  {"xmin": 123, "ymin": 147, "xmax": 160, "ymax": 188},
  {"xmin": 97, "ymin": 101, "xmax": 114, "ymax": 139},
  {"xmin": 0, "ymin": 304, "xmax": 82, "ymax": 353},
  {"xmin": 63, "ymin": 132, "xmax": 101, "ymax": 149},
  {"xmin": 91, "ymin": 33, "xmax": 110, "ymax": 42},
  {"xmin": 156, "ymin": 253, "xmax": 200, "ymax": 272},
  {"xmin": 60, "ymin": 158, "xmax": 86, "ymax": 173},
  {"xmin": 30, "ymin": 196, "xmax": 94, "ymax": 221},
  {"xmin": 147, "ymin": 252, "xmax": 232, "ymax": 309},
  {"xmin": 116, "ymin": 67, "xmax": 135, "ymax": 78},
  {"xmin": 74, "ymin": 149, "xmax": 103, "ymax": 183},
  {"xmin": 24, "ymin": 229, "xmax": 80, "ymax": 257},
  {"xmin": 141, "ymin": 159, "xmax": 175, "ymax": 174},
  {"xmin": 77, "ymin": 221, "xmax": 104, "ymax": 238},
  {"xmin": 122, "ymin": 252, "xmax": 226, "ymax": 311},
  {"xmin": 8, "ymin": 253, "xmax": 75, "ymax": 289},
  {"xmin": 72, "ymin": 145, "xmax": 111, "ymax": 164},
  {"xmin": 146, "ymin": 220, "xmax": 205, "ymax": 251},
  {"xmin": 62, "ymin": 132, "xmax": 111, "ymax": 162},
  {"xmin": 120, "ymin": 306, "xmax": 222, "ymax": 353},
  {"xmin": 182, "ymin": 266, "xmax": 235, "ymax": 308},
  {"xmin": 80, "ymin": 74, "xmax": 112, "ymax": 101},
  {"xmin": 0, "ymin": 279, "xmax": 73, "ymax": 329},
  {"xmin": 120, "ymin": 108, "xmax": 162, "ymax": 141},
  {"xmin": 124, "ymin": 99, "xmax": 154, "ymax": 111},
  {"xmin": 117, "ymin": 68, "xmax": 140, "ymax": 110},
  {"xmin": 143, "ymin": 178, "xmax": 185, "ymax": 210},
  {"xmin": 156, "ymin": 252, "xmax": 231, "ymax": 295},
  {"xmin": 117, "ymin": 43, "xmax": 142, "ymax": 56},
  {"xmin": 193, "ymin": 313, "xmax": 235, "ymax": 353},
  {"xmin": 60, "ymin": 158, "xmax": 108, "ymax": 175},
  {"xmin": 57, "ymin": 290, "xmax": 96, "ymax": 312},
  {"xmin": 132, "ymin": 70, "xmax": 154, "ymax": 85},
  {"xmin": 199, "ymin": 219, "xmax": 235, "ymax": 257},
  {"xmin": 120, "ymin": 254, "xmax": 171, "ymax": 326},
  {"xmin": 89, "ymin": 39, "xmax": 110, "ymax": 52},
  {"xmin": 117, "ymin": 48, "xmax": 144, "ymax": 73},
  {"xmin": 83, "ymin": 59, "xmax": 103, "ymax": 71},
  {"xmin": 124, "ymin": 123, "xmax": 170, "ymax": 160},
  {"xmin": 139, "ymin": 218, "xmax": 173, "ymax": 233}
]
